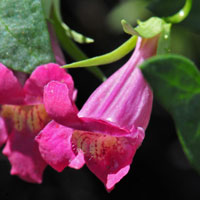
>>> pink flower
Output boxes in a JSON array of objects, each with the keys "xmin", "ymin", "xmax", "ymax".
[
  {"xmin": 36, "ymin": 36, "xmax": 158, "ymax": 191},
  {"xmin": 0, "ymin": 63, "xmax": 83, "ymax": 183}
]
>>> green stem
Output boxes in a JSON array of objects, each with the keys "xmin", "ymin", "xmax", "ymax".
[
  {"xmin": 62, "ymin": 35, "xmax": 137, "ymax": 69},
  {"xmin": 51, "ymin": 3, "xmax": 106, "ymax": 81},
  {"xmin": 164, "ymin": 0, "xmax": 193, "ymax": 24}
]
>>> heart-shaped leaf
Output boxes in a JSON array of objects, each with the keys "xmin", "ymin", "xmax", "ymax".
[
  {"xmin": 140, "ymin": 54, "xmax": 200, "ymax": 173},
  {"xmin": 0, "ymin": 0, "xmax": 55, "ymax": 73}
]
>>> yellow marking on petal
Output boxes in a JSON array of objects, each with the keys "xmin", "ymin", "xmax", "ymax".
[
  {"xmin": 14, "ymin": 107, "xmax": 26, "ymax": 131},
  {"xmin": 96, "ymin": 137, "xmax": 103, "ymax": 158},
  {"xmin": 26, "ymin": 105, "xmax": 50, "ymax": 133},
  {"xmin": 1, "ymin": 104, "xmax": 50, "ymax": 134},
  {"xmin": 72, "ymin": 130, "xmax": 128, "ymax": 161},
  {"xmin": 1, "ymin": 105, "xmax": 13, "ymax": 118},
  {"xmin": 89, "ymin": 139, "xmax": 96, "ymax": 157}
]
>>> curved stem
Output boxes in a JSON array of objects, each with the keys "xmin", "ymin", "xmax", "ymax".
[
  {"xmin": 164, "ymin": 0, "xmax": 192, "ymax": 24},
  {"xmin": 62, "ymin": 35, "xmax": 137, "ymax": 69}
]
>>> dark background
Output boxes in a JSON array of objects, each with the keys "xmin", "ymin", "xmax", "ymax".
[{"xmin": 1, "ymin": 0, "xmax": 200, "ymax": 199}]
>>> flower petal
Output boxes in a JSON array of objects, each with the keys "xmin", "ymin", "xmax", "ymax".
[
  {"xmin": 106, "ymin": 165, "xmax": 130, "ymax": 192},
  {"xmin": 71, "ymin": 127, "xmax": 144, "ymax": 190},
  {"xmin": 2, "ymin": 130, "xmax": 47, "ymax": 183},
  {"xmin": 23, "ymin": 63, "xmax": 74, "ymax": 104},
  {"xmin": 44, "ymin": 82, "xmax": 141, "ymax": 137},
  {"xmin": 44, "ymin": 81, "xmax": 131, "ymax": 136},
  {"xmin": 78, "ymin": 68, "xmax": 152, "ymax": 135},
  {"xmin": 36, "ymin": 120, "xmax": 85, "ymax": 171},
  {"xmin": 1, "ymin": 104, "xmax": 50, "ymax": 183},
  {"xmin": 43, "ymin": 81, "xmax": 80, "ymax": 125},
  {"xmin": 0, "ymin": 117, "xmax": 8, "ymax": 147},
  {"xmin": 0, "ymin": 63, "xmax": 24, "ymax": 104},
  {"xmin": 68, "ymin": 149, "xmax": 85, "ymax": 169},
  {"xmin": 78, "ymin": 37, "xmax": 157, "ymax": 132}
]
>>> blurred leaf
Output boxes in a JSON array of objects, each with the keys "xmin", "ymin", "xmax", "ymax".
[
  {"xmin": 157, "ymin": 23, "xmax": 171, "ymax": 54},
  {"xmin": 41, "ymin": 0, "xmax": 54, "ymax": 18},
  {"xmin": 0, "ymin": 0, "xmax": 55, "ymax": 73},
  {"xmin": 107, "ymin": 0, "xmax": 151, "ymax": 33},
  {"xmin": 170, "ymin": 27, "xmax": 195, "ymax": 59},
  {"xmin": 181, "ymin": 0, "xmax": 200, "ymax": 33},
  {"xmin": 140, "ymin": 54, "xmax": 200, "ymax": 173},
  {"xmin": 148, "ymin": 0, "xmax": 185, "ymax": 17}
]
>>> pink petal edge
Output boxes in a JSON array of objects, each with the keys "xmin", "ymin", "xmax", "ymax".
[
  {"xmin": 23, "ymin": 63, "xmax": 74, "ymax": 104},
  {"xmin": 106, "ymin": 165, "xmax": 130, "ymax": 191},
  {"xmin": 0, "ymin": 117, "xmax": 8, "ymax": 147},
  {"xmin": 0, "ymin": 63, "xmax": 24, "ymax": 104},
  {"xmin": 3, "ymin": 130, "xmax": 47, "ymax": 183},
  {"xmin": 44, "ymin": 81, "xmax": 80, "ymax": 125},
  {"xmin": 36, "ymin": 120, "xmax": 85, "ymax": 172}
]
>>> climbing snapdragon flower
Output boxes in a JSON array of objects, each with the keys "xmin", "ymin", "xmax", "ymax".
[
  {"xmin": 0, "ymin": 63, "xmax": 83, "ymax": 183},
  {"xmin": 36, "ymin": 36, "xmax": 158, "ymax": 191}
]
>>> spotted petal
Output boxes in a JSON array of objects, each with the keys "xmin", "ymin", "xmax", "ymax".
[
  {"xmin": 36, "ymin": 120, "xmax": 85, "ymax": 171},
  {"xmin": 1, "ymin": 104, "xmax": 50, "ymax": 183},
  {"xmin": 71, "ymin": 127, "xmax": 144, "ymax": 191}
]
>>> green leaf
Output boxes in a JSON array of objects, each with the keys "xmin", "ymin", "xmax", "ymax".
[
  {"xmin": 0, "ymin": 0, "xmax": 55, "ymax": 73},
  {"xmin": 41, "ymin": 0, "xmax": 54, "ymax": 18},
  {"xmin": 62, "ymin": 35, "xmax": 137, "ymax": 69},
  {"xmin": 140, "ymin": 54, "xmax": 200, "ymax": 173}
]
